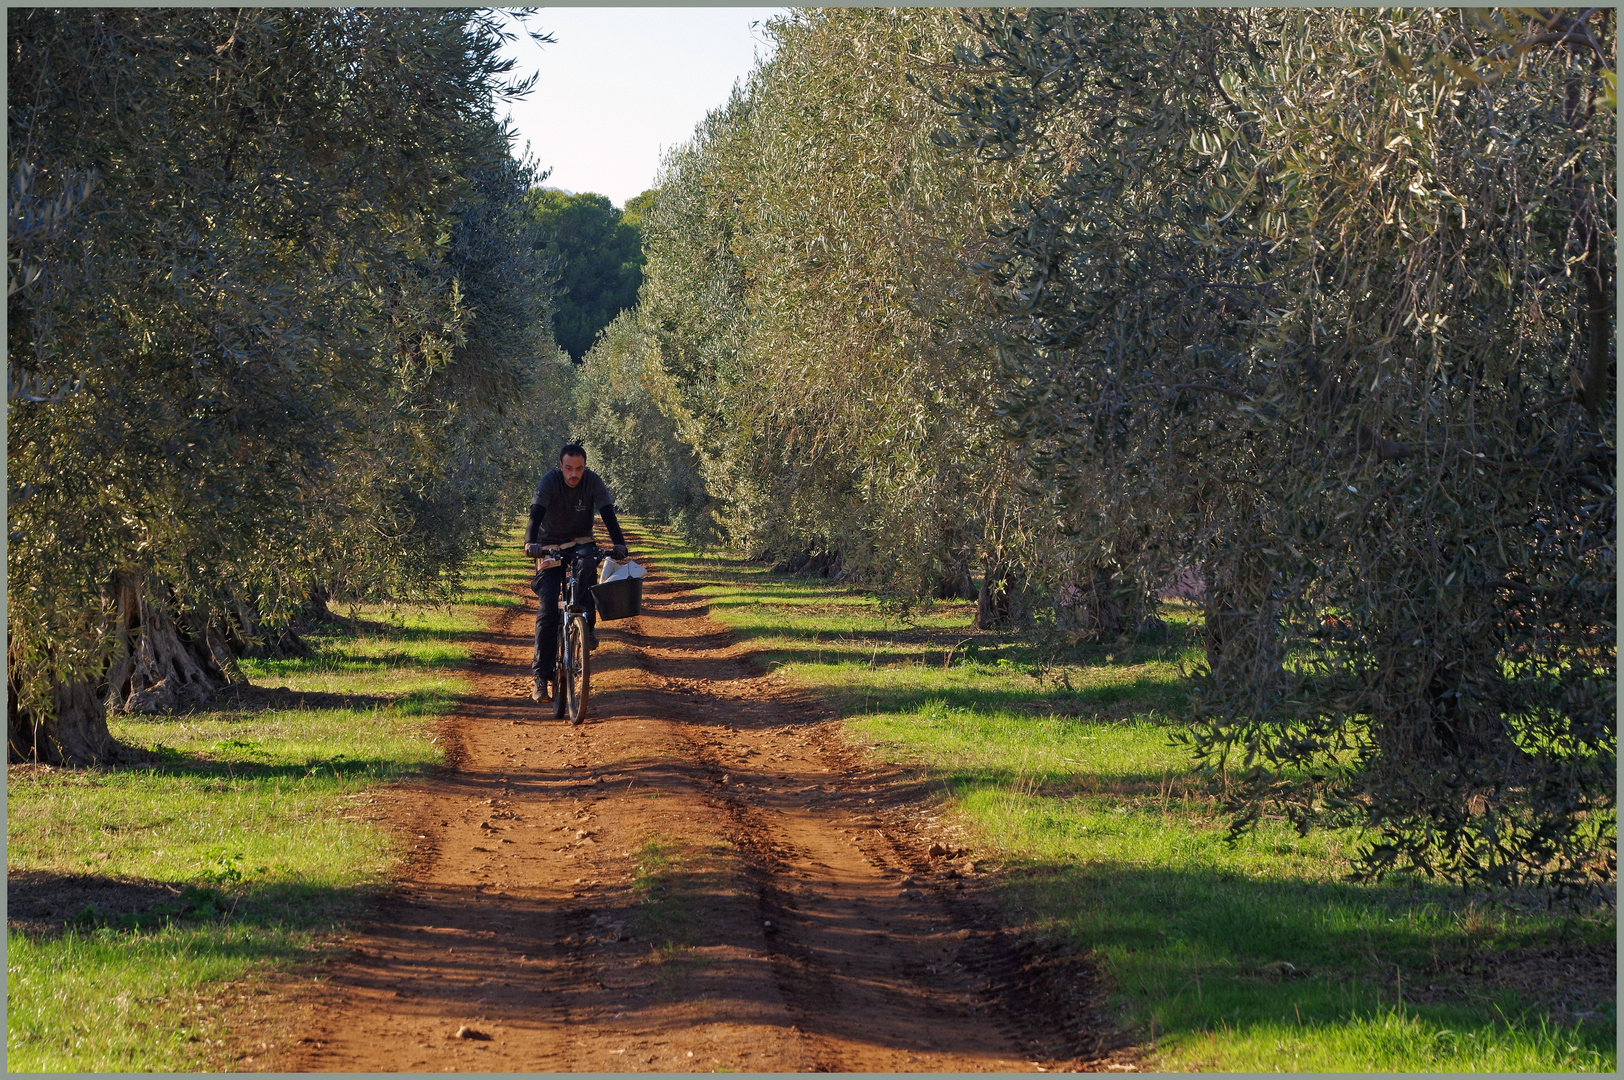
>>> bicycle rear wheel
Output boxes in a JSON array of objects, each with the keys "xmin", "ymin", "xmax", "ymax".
[{"xmin": 564, "ymin": 616, "xmax": 590, "ymax": 725}]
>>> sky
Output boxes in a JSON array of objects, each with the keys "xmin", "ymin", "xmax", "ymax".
[{"xmin": 494, "ymin": 7, "xmax": 789, "ymax": 209}]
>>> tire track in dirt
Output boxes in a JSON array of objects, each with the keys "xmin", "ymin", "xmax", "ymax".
[{"xmin": 248, "ymin": 541, "xmax": 1123, "ymax": 1072}]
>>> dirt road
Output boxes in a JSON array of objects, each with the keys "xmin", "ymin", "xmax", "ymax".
[{"xmin": 256, "ymin": 552, "xmax": 1118, "ymax": 1072}]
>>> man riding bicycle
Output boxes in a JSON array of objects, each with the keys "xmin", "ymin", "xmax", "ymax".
[{"xmin": 523, "ymin": 442, "xmax": 628, "ymax": 702}]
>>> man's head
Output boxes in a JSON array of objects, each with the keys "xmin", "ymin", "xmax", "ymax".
[{"xmin": 559, "ymin": 443, "xmax": 587, "ymax": 487}]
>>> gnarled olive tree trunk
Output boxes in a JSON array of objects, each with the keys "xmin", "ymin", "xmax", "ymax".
[
  {"xmin": 8, "ymin": 569, "xmax": 289, "ymax": 765},
  {"xmin": 226, "ymin": 589, "xmax": 316, "ymax": 660},
  {"xmin": 975, "ymin": 556, "xmax": 1031, "ymax": 630},
  {"xmin": 7, "ymin": 667, "xmax": 123, "ymax": 765},
  {"xmin": 107, "ymin": 572, "xmax": 239, "ymax": 716},
  {"xmin": 1055, "ymin": 569, "xmax": 1136, "ymax": 642},
  {"xmin": 1199, "ymin": 548, "xmax": 1284, "ymax": 705}
]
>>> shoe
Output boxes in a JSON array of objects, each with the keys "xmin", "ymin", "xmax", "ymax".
[
  {"xmin": 587, "ymin": 629, "xmax": 600, "ymax": 651},
  {"xmin": 530, "ymin": 677, "xmax": 551, "ymax": 702}
]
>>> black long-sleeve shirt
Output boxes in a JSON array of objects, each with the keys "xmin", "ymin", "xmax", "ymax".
[{"xmin": 525, "ymin": 466, "xmax": 626, "ymax": 547}]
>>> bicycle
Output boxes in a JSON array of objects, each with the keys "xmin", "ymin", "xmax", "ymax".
[{"xmin": 543, "ymin": 544, "xmax": 602, "ymax": 726}]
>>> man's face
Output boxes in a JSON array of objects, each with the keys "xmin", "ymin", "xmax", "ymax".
[{"xmin": 561, "ymin": 453, "xmax": 586, "ymax": 488}]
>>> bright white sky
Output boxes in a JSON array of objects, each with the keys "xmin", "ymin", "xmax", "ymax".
[{"xmin": 494, "ymin": 7, "xmax": 789, "ymax": 208}]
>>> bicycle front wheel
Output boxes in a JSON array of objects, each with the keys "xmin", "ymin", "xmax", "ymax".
[
  {"xmin": 564, "ymin": 616, "xmax": 591, "ymax": 725},
  {"xmin": 552, "ymin": 616, "xmax": 568, "ymax": 719}
]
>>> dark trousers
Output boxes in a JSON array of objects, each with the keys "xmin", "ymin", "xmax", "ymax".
[{"xmin": 532, "ymin": 551, "xmax": 599, "ymax": 679}]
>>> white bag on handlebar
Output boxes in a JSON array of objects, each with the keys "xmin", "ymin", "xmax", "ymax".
[{"xmin": 598, "ymin": 557, "xmax": 647, "ymax": 584}]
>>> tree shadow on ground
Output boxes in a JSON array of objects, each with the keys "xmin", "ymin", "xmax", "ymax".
[
  {"xmin": 222, "ymin": 684, "xmax": 406, "ymax": 713},
  {"xmin": 253, "ymin": 648, "xmax": 471, "ymax": 676},
  {"xmin": 7, "ymin": 868, "xmax": 381, "ymax": 940},
  {"xmin": 815, "ymin": 674, "xmax": 1189, "ymax": 720},
  {"xmin": 701, "ymin": 601, "xmax": 1200, "ymax": 667},
  {"xmin": 329, "ymin": 618, "xmax": 488, "ymax": 646},
  {"xmin": 988, "ymin": 855, "xmax": 1615, "ymax": 1049},
  {"xmin": 112, "ymin": 684, "xmax": 453, "ymax": 726},
  {"xmin": 65, "ymin": 740, "xmax": 441, "ymax": 785},
  {"xmin": 199, "ymin": 752, "xmax": 427, "ymax": 783}
]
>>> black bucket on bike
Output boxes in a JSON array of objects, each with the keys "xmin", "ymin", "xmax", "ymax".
[{"xmin": 591, "ymin": 576, "xmax": 643, "ymax": 621}]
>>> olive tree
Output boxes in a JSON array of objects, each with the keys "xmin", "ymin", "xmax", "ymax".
[
  {"xmin": 637, "ymin": 9, "xmax": 1086, "ymax": 619},
  {"xmin": 7, "ymin": 9, "xmax": 560, "ymax": 763},
  {"xmin": 575, "ymin": 309, "xmax": 712, "ymax": 539},
  {"xmin": 947, "ymin": 7, "xmax": 1614, "ymax": 893}
]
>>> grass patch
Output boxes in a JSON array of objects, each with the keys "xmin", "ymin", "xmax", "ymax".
[
  {"xmin": 627, "ymin": 835, "xmax": 738, "ymax": 999},
  {"xmin": 628, "ymin": 835, "xmax": 728, "ymax": 948},
  {"xmin": 6, "ymin": 527, "xmax": 534, "ymax": 1071},
  {"xmin": 638, "ymin": 523, "xmax": 1617, "ymax": 1073}
]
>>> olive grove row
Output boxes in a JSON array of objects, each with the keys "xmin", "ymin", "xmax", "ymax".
[
  {"xmin": 8, "ymin": 11, "xmax": 575, "ymax": 762},
  {"xmin": 573, "ymin": 8, "xmax": 1614, "ymax": 894}
]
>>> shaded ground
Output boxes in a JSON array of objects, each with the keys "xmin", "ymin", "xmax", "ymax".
[
  {"xmin": 235, "ymin": 548, "xmax": 1128, "ymax": 1072},
  {"xmin": 6, "ymin": 870, "xmax": 209, "ymax": 937}
]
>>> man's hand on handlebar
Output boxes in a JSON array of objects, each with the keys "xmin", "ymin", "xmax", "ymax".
[
  {"xmin": 524, "ymin": 543, "xmax": 545, "ymax": 558},
  {"xmin": 611, "ymin": 544, "xmax": 629, "ymax": 560}
]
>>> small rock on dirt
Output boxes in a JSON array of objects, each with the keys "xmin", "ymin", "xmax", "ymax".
[
  {"xmin": 1259, "ymin": 960, "xmax": 1304, "ymax": 979},
  {"xmin": 451, "ymin": 1025, "xmax": 491, "ymax": 1040}
]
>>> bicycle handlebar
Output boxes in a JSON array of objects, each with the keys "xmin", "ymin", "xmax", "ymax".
[{"xmin": 527, "ymin": 542, "xmax": 628, "ymax": 564}]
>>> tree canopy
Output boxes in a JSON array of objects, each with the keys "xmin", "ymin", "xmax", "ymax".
[
  {"xmin": 7, "ymin": 8, "xmax": 571, "ymax": 763},
  {"xmin": 576, "ymin": 7, "xmax": 1614, "ymax": 896},
  {"xmin": 945, "ymin": 6, "xmax": 1613, "ymax": 894},
  {"xmin": 528, "ymin": 188, "xmax": 649, "ymax": 361}
]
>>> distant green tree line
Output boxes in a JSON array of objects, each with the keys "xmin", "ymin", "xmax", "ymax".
[
  {"xmin": 7, "ymin": 9, "xmax": 574, "ymax": 763},
  {"xmin": 529, "ymin": 187, "xmax": 653, "ymax": 361},
  {"xmin": 569, "ymin": 8, "xmax": 1613, "ymax": 895}
]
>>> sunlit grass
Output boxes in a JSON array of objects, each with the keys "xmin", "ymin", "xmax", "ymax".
[
  {"xmin": 451, "ymin": 520, "xmax": 535, "ymax": 609},
  {"xmin": 639, "ymin": 522, "xmax": 1617, "ymax": 1074},
  {"xmin": 7, "ymin": 921, "xmax": 318, "ymax": 1072}
]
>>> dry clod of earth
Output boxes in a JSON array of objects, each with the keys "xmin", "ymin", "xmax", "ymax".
[{"xmin": 242, "ymin": 537, "xmax": 1120, "ymax": 1072}]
